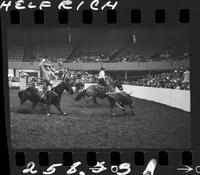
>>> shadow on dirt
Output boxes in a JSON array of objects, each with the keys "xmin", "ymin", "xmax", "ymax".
[{"xmin": 16, "ymin": 103, "xmax": 48, "ymax": 114}]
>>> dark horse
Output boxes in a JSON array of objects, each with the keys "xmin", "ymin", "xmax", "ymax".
[
  {"xmin": 18, "ymin": 78, "xmax": 74, "ymax": 116},
  {"xmin": 74, "ymin": 79, "xmax": 123, "ymax": 104},
  {"xmin": 61, "ymin": 73, "xmax": 84, "ymax": 93},
  {"xmin": 71, "ymin": 77, "xmax": 84, "ymax": 93}
]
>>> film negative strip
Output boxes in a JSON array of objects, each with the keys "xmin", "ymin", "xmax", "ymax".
[{"xmin": 1, "ymin": 0, "xmax": 200, "ymax": 175}]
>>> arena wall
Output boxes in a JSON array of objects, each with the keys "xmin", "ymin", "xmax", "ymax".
[
  {"xmin": 122, "ymin": 85, "xmax": 190, "ymax": 112},
  {"xmin": 8, "ymin": 59, "xmax": 189, "ymax": 71},
  {"xmin": 84, "ymin": 84, "xmax": 190, "ymax": 112}
]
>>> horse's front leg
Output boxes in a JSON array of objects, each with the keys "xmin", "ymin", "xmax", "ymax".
[
  {"xmin": 55, "ymin": 103, "xmax": 68, "ymax": 115},
  {"xmin": 19, "ymin": 94, "xmax": 28, "ymax": 106},
  {"xmin": 129, "ymin": 104, "xmax": 135, "ymax": 115},
  {"xmin": 108, "ymin": 97, "xmax": 116, "ymax": 116},
  {"xmin": 120, "ymin": 104, "xmax": 126, "ymax": 115},
  {"xmin": 20, "ymin": 99, "xmax": 26, "ymax": 106},
  {"xmin": 87, "ymin": 96, "xmax": 93, "ymax": 104},
  {"xmin": 115, "ymin": 101, "xmax": 125, "ymax": 111},
  {"xmin": 110, "ymin": 106, "xmax": 116, "ymax": 117},
  {"xmin": 18, "ymin": 91, "xmax": 27, "ymax": 106},
  {"xmin": 93, "ymin": 96, "xmax": 98, "ymax": 104},
  {"xmin": 32, "ymin": 102, "xmax": 38, "ymax": 109},
  {"xmin": 46, "ymin": 105, "xmax": 51, "ymax": 117}
]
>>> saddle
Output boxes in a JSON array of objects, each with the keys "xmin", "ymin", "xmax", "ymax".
[
  {"xmin": 39, "ymin": 90, "xmax": 57, "ymax": 102},
  {"xmin": 35, "ymin": 84, "xmax": 52, "ymax": 97},
  {"xmin": 96, "ymin": 84, "xmax": 110, "ymax": 93},
  {"xmin": 96, "ymin": 84, "xmax": 107, "ymax": 90}
]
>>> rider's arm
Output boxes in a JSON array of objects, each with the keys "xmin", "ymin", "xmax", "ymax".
[
  {"xmin": 61, "ymin": 73, "xmax": 65, "ymax": 80},
  {"xmin": 51, "ymin": 72, "xmax": 57, "ymax": 79},
  {"xmin": 50, "ymin": 67, "xmax": 56, "ymax": 73},
  {"xmin": 39, "ymin": 59, "xmax": 46, "ymax": 69}
]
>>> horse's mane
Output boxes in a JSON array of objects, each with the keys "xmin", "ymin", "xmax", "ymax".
[
  {"xmin": 51, "ymin": 80, "xmax": 72, "ymax": 96},
  {"xmin": 52, "ymin": 81, "xmax": 65, "ymax": 90},
  {"xmin": 26, "ymin": 86, "xmax": 38, "ymax": 92}
]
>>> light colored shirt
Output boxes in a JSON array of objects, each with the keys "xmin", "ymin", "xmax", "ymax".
[
  {"xmin": 99, "ymin": 70, "xmax": 105, "ymax": 79},
  {"xmin": 39, "ymin": 59, "xmax": 52, "ymax": 80},
  {"xmin": 183, "ymin": 70, "xmax": 190, "ymax": 82}
]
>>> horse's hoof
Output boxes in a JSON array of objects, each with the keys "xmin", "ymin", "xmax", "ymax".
[
  {"xmin": 47, "ymin": 113, "xmax": 51, "ymax": 117},
  {"xmin": 111, "ymin": 113, "xmax": 116, "ymax": 117}
]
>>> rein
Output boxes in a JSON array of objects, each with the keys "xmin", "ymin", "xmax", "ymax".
[{"xmin": 49, "ymin": 90, "xmax": 59, "ymax": 97}]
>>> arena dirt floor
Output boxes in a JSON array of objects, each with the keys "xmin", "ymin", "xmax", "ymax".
[{"xmin": 9, "ymin": 89, "xmax": 191, "ymax": 149}]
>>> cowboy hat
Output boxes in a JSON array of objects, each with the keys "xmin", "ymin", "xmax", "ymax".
[
  {"xmin": 100, "ymin": 66, "xmax": 106, "ymax": 70},
  {"xmin": 44, "ymin": 63, "xmax": 51, "ymax": 67}
]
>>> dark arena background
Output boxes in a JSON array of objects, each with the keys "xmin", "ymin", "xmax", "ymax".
[{"xmin": 8, "ymin": 27, "xmax": 191, "ymax": 149}]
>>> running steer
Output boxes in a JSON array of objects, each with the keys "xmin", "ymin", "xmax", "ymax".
[{"xmin": 106, "ymin": 91, "xmax": 135, "ymax": 116}]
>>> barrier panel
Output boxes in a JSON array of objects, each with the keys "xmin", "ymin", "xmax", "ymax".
[
  {"xmin": 123, "ymin": 85, "xmax": 190, "ymax": 112},
  {"xmin": 19, "ymin": 78, "xmax": 27, "ymax": 90},
  {"xmin": 171, "ymin": 89, "xmax": 190, "ymax": 112},
  {"xmin": 10, "ymin": 82, "xmax": 20, "ymax": 87}
]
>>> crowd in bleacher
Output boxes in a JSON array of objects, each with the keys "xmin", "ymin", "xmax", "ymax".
[
  {"xmin": 70, "ymin": 46, "xmax": 189, "ymax": 63},
  {"xmin": 62, "ymin": 70, "xmax": 99, "ymax": 83},
  {"xmin": 71, "ymin": 48, "xmax": 119, "ymax": 63},
  {"xmin": 68, "ymin": 38, "xmax": 189, "ymax": 63},
  {"xmin": 8, "ymin": 38, "xmax": 189, "ymax": 63},
  {"xmin": 131, "ymin": 68, "xmax": 190, "ymax": 90}
]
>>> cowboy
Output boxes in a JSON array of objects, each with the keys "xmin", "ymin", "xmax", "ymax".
[
  {"xmin": 61, "ymin": 67, "xmax": 69, "ymax": 80},
  {"xmin": 20, "ymin": 71, "xmax": 29, "ymax": 78},
  {"xmin": 39, "ymin": 58, "xmax": 55, "ymax": 100},
  {"xmin": 98, "ymin": 66, "xmax": 108, "ymax": 86},
  {"xmin": 20, "ymin": 71, "xmax": 29, "ymax": 83},
  {"xmin": 30, "ymin": 77, "xmax": 37, "ymax": 88}
]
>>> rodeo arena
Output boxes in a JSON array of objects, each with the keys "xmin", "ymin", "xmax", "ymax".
[{"xmin": 8, "ymin": 28, "xmax": 190, "ymax": 148}]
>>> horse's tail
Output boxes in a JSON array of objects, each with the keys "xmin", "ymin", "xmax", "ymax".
[
  {"xmin": 74, "ymin": 89, "xmax": 87, "ymax": 101},
  {"xmin": 18, "ymin": 90, "xmax": 27, "ymax": 102}
]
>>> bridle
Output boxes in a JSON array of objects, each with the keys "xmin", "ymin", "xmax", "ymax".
[
  {"xmin": 114, "ymin": 80, "xmax": 123, "ymax": 90},
  {"xmin": 49, "ymin": 90, "xmax": 59, "ymax": 97},
  {"xmin": 64, "ymin": 78, "xmax": 73, "ymax": 93}
]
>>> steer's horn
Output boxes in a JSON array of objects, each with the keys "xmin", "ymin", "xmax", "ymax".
[{"xmin": 127, "ymin": 91, "xmax": 133, "ymax": 95}]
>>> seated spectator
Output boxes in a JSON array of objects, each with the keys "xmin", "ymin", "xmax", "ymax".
[
  {"xmin": 183, "ymin": 69, "xmax": 190, "ymax": 83},
  {"xmin": 132, "ymin": 68, "xmax": 190, "ymax": 90}
]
